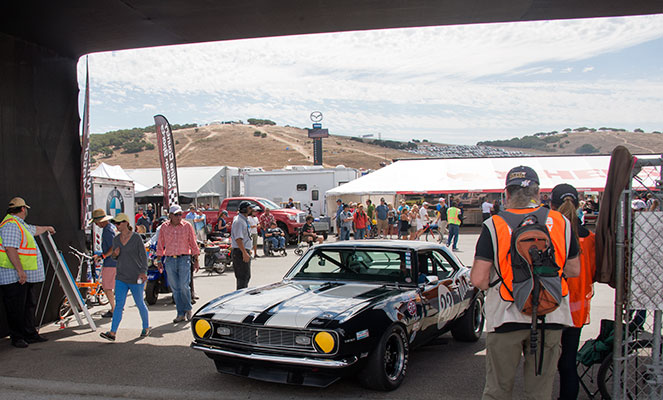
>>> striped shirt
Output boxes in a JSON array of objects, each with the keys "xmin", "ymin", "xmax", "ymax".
[
  {"xmin": 156, "ymin": 219, "xmax": 200, "ymax": 257},
  {"xmin": 0, "ymin": 215, "xmax": 45, "ymax": 284}
]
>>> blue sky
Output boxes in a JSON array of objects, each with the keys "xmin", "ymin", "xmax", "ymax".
[{"xmin": 79, "ymin": 14, "xmax": 663, "ymax": 145}]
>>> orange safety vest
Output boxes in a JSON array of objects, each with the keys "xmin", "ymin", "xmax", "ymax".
[
  {"xmin": 567, "ymin": 232, "xmax": 596, "ymax": 327},
  {"xmin": 491, "ymin": 207, "xmax": 570, "ymax": 303},
  {"xmin": 0, "ymin": 214, "xmax": 39, "ymax": 270}
]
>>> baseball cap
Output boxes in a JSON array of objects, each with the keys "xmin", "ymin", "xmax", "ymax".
[
  {"xmin": 112, "ymin": 213, "xmax": 131, "ymax": 224},
  {"xmin": 505, "ymin": 166, "xmax": 540, "ymax": 188},
  {"xmin": 91, "ymin": 208, "xmax": 112, "ymax": 223},
  {"xmin": 8, "ymin": 197, "xmax": 30, "ymax": 209},
  {"xmin": 169, "ymin": 204, "xmax": 183, "ymax": 214},
  {"xmin": 238, "ymin": 201, "xmax": 252, "ymax": 212},
  {"xmin": 551, "ymin": 184, "xmax": 579, "ymax": 208}
]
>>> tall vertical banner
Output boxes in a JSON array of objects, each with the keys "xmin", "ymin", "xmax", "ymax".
[
  {"xmin": 154, "ymin": 114, "xmax": 180, "ymax": 209},
  {"xmin": 80, "ymin": 57, "xmax": 93, "ymax": 229}
]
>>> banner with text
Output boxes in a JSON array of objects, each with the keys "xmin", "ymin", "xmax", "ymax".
[
  {"xmin": 80, "ymin": 57, "xmax": 92, "ymax": 229},
  {"xmin": 154, "ymin": 114, "xmax": 180, "ymax": 210}
]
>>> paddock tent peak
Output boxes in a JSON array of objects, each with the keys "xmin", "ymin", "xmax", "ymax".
[
  {"xmin": 91, "ymin": 162, "xmax": 148, "ymax": 192},
  {"xmin": 326, "ymin": 155, "xmax": 620, "ymax": 196}
]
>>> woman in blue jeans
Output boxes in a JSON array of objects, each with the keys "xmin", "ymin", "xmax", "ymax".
[{"xmin": 100, "ymin": 213, "xmax": 150, "ymax": 341}]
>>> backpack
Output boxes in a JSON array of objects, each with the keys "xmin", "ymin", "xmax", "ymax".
[
  {"xmin": 498, "ymin": 207, "xmax": 563, "ymax": 317},
  {"xmin": 496, "ymin": 207, "xmax": 564, "ymax": 375}
]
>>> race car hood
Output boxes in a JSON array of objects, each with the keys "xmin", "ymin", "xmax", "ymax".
[{"xmin": 201, "ymin": 281, "xmax": 390, "ymax": 329}]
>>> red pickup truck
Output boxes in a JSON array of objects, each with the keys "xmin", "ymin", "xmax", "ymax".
[{"xmin": 207, "ymin": 197, "xmax": 306, "ymax": 244}]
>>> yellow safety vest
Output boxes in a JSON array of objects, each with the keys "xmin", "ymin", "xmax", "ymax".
[
  {"xmin": 447, "ymin": 207, "xmax": 461, "ymax": 225},
  {"xmin": 0, "ymin": 215, "xmax": 38, "ymax": 270}
]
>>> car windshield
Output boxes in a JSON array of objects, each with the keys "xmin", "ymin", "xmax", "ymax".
[
  {"xmin": 285, "ymin": 248, "xmax": 414, "ymax": 284},
  {"xmin": 258, "ymin": 199, "xmax": 282, "ymax": 210}
]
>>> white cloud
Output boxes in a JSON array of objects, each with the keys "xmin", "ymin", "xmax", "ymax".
[{"xmin": 78, "ymin": 14, "xmax": 663, "ymax": 143}]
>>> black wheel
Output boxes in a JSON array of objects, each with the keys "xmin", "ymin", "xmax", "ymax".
[
  {"xmin": 277, "ymin": 222, "xmax": 291, "ymax": 244},
  {"xmin": 359, "ymin": 324, "xmax": 409, "ymax": 391},
  {"xmin": 145, "ymin": 280, "xmax": 159, "ymax": 305},
  {"xmin": 597, "ymin": 353, "xmax": 613, "ymax": 399},
  {"xmin": 451, "ymin": 292, "xmax": 485, "ymax": 342},
  {"xmin": 322, "ymin": 231, "xmax": 328, "ymax": 240},
  {"xmin": 59, "ymin": 296, "xmax": 72, "ymax": 319},
  {"xmin": 294, "ymin": 247, "xmax": 303, "ymax": 256},
  {"xmin": 213, "ymin": 263, "xmax": 225, "ymax": 274}
]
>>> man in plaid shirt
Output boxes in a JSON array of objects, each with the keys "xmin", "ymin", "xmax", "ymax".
[
  {"xmin": 156, "ymin": 205, "xmax": 200, "ymax": 323},
  {"xmin": 0, "ymin": 197, "xmax": 55, "ymax": 348}
]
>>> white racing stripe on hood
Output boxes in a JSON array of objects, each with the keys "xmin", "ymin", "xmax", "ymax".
[
  {"xmin": 211, "ymin": 284, "xmax": 306, "ymax": 322},
  {"xmin": 264, "ymin": 284, "xmax": 382, "ymax": 328}
]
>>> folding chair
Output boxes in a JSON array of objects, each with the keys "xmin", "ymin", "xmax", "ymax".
[{"xmin": 576, "ymin": 319, "xmax": 614, "ymax": 399}]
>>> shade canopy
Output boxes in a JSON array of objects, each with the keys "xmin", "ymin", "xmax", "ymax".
[{"xmin": 326, "ymin": 155, "xmax": 662, "ymax": 196}]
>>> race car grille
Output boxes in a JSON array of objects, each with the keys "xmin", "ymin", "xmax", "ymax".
[{"xmin": 212, "ymin": 322, "xmax": 317, "ymax": 353}]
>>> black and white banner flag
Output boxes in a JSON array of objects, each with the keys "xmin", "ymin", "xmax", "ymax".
[
  {"xmin": 154, "ymin": 114, "xmax": 180, "ymax": 209},
  {"xmin": 80, "ymin": 57, "xmax": 92, "ymax": 229}
]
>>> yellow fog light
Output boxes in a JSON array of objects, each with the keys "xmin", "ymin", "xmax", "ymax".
[
  {"xmin": 194, "ymin": 319, "xmax": 212, "ymax": 339},
  {"xmin": 314, "ymin": 331, "xmax": 335, "ymax": 353}
]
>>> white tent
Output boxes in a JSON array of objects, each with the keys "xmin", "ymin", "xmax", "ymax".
[
  {"xmin": 326, "ymin": 155, "xmax": 639, "ymax": 196},
  {"xmin": 125, "ymin": 166, "xmax": 240, "ymax": 206},
  {"xmin": 91, "ymin": 162, "xmax": 148, "ymax": 192}
]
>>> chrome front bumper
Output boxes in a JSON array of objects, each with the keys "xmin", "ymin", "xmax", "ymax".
[{"xmin": 191, "ymin": 343, "xmax": 357, "ymax": 369}]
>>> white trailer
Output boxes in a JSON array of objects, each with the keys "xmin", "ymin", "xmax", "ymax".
[
  {"xmin": 91, "ymin": 176, "xmax": 134, "ymax": 253},
  {"xmin": 243, "ymin": 166, "xmax": 359, "ymax": 217}
]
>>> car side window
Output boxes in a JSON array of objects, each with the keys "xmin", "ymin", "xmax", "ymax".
[
  {"xmin": 432, "ymin": 250, "xmax": 457, "ymax": 280},
  {"xmin": 226, "ymin": 200, "xmax": 239, "ymax": 212},
  {"xmin": 417, "ymin": 252, "xmax": 436, "ymax": 282}
]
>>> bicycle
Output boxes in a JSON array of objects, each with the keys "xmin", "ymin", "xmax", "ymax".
[
  {"xmin": 59, "ymin": 246, "xmax": 108, "ymax": 318},
  {"xmin": 422, "ymin": 223, "xmax": 442, "ymax": 243}
]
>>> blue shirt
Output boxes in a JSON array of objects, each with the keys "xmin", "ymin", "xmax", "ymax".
[
  {"xmin": 375, "ymin": 204, "xmax": 389, "ymax": 220},
  {"xmin": 0, "ymin": 215, "xmax": 45, "ymax": 284},
  {"xmin": 231, "ymin": 214, "xmax": 253, "ymax": 249},
  {"xmin": 186, "ymin": 211, "xmax": 205, "ymax": 232},
  {"xmin": 102, "ymin": 223, "xmax": 118, "ymax": 267}
]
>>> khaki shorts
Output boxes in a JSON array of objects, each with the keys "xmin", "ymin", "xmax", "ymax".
[
  {"xmin": 251, "ymin": 233, "xmax": 258, "ymax": 246},
  {"xmin": 101, "ymin": 267, "xmax": 116, "ymax": 291},
  {"xmin": 376, "ymin": 219, "xmax": 389, "ymax": 233}
]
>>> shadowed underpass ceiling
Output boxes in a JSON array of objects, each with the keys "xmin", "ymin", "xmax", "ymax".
[{"xmin": 3, "ymin": 0, "xmax": 663, "ymax": 58}]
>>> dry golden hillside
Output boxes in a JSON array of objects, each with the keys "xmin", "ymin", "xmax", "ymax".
[{"xmin": 94, "ymin": 124, "xmax": 414, "ymax": 170}]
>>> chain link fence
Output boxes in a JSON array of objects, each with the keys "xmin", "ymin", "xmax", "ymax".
[{"xmin": 612, "ymin": 156, "xmax": 663, "ymax": 399}]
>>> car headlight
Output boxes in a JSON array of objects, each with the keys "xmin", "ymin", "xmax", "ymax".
[
  {"xmin": 194, "ymin": 319, "xmax": 212, "ymax": 339},
  {"xmin": 288, "ymin": 214, "xmax": 296, "ymax": 221},
  {"xmin": 217, "ymin": 326, "xmax": 231, "ymax": 336},
  {"xmin": 313, "ymin": 331, "xmax": 335, "ymax": 354}
]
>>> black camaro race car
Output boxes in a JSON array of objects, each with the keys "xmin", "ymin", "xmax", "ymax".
[{"xmin": 190, "ymin": 240, "xmax": 484, "ymax": 390}]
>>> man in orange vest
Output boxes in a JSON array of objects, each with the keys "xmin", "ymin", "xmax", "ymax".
[
  {"xmin": 470, "ymin": 166, "xmax": 581, "ymax": 399},
  {"xmin": 0, "ymin": 197, "xmax": 55, "ymax": 348}
]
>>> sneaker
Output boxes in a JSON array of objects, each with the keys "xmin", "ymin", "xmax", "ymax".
[
  {"xmin": 101, "ymin": 311, "xmax": 113, "ymax": 318},
  {"xmin": 191, "ymin": 298, "xmax": 197, "ymax": 305},
  {"xmin": 11, "ymin": 339, "xmax": 29, "ymax": 348},
  {"xmin": 185, "ymin": 310, "xmax": 193, "ymax": 321},
  {"xmin": 140, "ymin": 328, "xmax": 151, "ymax": 337},
  {"xmin": 173, "ymin": 315, "xmax": 185, "ymax": 323},
  {"xmin": 25, "ymin": 335, "xmax": 48, "ymax": 343},
  {"xmin": 100, "ymin": 331, "xmax": 116, "ymax": 341}
]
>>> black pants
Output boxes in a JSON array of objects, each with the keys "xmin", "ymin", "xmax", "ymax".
[
  {"xmin": 482, "ymin": 213, "xmax": 491, "ymax": 221},
  {"xmin": 0, "ymin": 281, "xmax": 40, "ymax": 341},
  {"xmin": 558, "ymin": 326, "xmax": 582, "ymax": 400},
  {"xmin": 232, "ymin": 249, "xmax": 251, "ymax": 290}
]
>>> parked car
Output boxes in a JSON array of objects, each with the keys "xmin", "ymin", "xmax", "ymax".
[
  {"xmin": 217, "ymin": 197, "xmax": 307, "ymax": 244},
  {"xmin": 190, "ymin": 240, "xmax": 484, "ymax": 390}
]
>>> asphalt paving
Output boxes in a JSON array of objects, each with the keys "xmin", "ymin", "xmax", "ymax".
[{"xmin": 0, "ymin": 231, "xmax": 614, "ymax": 399}]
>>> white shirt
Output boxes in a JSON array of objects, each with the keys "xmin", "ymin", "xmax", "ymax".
[
  {"xmin": 482, "ymin": 201, "xmax": 494, "ymax": 214},
  {"xmin": 248, "ymin": 216, "xmax": 259, "ymax": 235},
  {"xmin": 419, "ymin": 207, "xmax": 429, "ymax": 222}
]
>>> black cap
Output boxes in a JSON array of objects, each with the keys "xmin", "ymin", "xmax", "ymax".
[
  {"xmin": 505, "ymin": 166, "xmax": 540, "ymax": 188},
  {"xmin": 238, "ymin": 201, "xmax": 252, "ymax": 213},
  {"xmin": 551, "ymin": 183, "xmax": 579, "ymax": 208}
]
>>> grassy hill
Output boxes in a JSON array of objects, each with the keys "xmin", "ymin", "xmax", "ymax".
[
  {"xmin": 91, "ymin": 124, "xmax": 414, "ymax": 170},
  {"xmin": 91, "ymin": 124, "xmax": 663, "ymax": 171}
]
